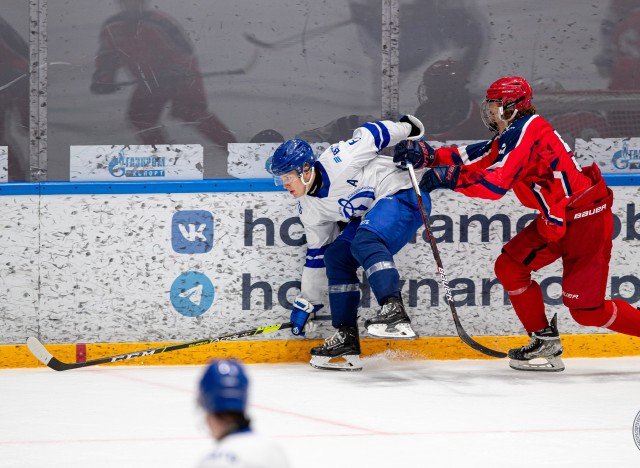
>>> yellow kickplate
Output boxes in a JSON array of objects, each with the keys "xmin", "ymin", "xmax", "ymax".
[{"xmin": 2, "ymin": 334, "xmax": 639, "ymax": 369}]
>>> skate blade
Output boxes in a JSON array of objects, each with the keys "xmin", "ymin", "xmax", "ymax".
[
  {"xmin": 309, "ymin": 354, "xmax": 362, "ymax": 371},
  {"xmin": 509, "ymin": 356, "xmax": 565, "ymax": 372},
  {"xmin": 365, "ymin": 322, "xmax": 417, "ymax": 339}
]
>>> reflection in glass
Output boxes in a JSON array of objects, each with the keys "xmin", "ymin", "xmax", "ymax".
[
  {"xmin": 90, "ymin": 0, "xmax": 237, "ymax": 148},
  {"xmin": 0, "ymin": 15, "xmax": 29, "ymax": 181}
]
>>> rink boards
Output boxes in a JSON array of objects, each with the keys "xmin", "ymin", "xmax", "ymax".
[{"xmin": 1, "ymin": 180, "xmax": 639, "ymax": 367}]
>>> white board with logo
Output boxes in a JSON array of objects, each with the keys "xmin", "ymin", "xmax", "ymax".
[
  {"xmin": 70, "ymin": 145, "xmax": 204, "ymax": 181},
  {"xmin": 1, "ymin": 187, "xmax": 639, "ymax": 344},
  {"xmin": 575, "ymin": 138, "xmax": 640, "ymax": 172}
]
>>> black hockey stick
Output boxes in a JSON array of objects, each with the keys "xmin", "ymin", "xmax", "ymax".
[
  {"xmin": 243, "ymin": 19, "xmax": 352, "ymax": 50},
  {"xmin": 407, "ymin": 164, "xmax": 507, "ymax": 358},
  {"xmin": 112, "ymin": 50, "xmax": 259, "ymax": 88},
  {"xmin": 26, "ymin": 322, "xmax": 292, "ymax": 371}
]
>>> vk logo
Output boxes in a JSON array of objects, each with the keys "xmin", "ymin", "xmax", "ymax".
[
  {"xmin": 172, "ymin": 210, "xmax": 213, "ymax": 254},
  {"xmin": 170, "ymin": 271, "xmax": 215, "ymax": 317}
]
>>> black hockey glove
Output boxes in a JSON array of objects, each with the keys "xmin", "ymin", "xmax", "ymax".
[
  {"xmin": 393, "ymin": 138, "xmax": 435, "ymax": 170},
  {"xmin": 419, "ymin": 165, "xmax": 460, "ymax": 192}
]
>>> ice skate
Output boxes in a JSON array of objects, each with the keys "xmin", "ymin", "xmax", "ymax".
[
  {"xmin": 508, "ymin": 314, "xmax": 565, "ymax": 372},
  {"xmin": 310, "ymin": 326, "xmax": 362, "ymax": 371},
  {"xmin": 364, "ymin": 297, "xmax": 416, "ymax": 339}
]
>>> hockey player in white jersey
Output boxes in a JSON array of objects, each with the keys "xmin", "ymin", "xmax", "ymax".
[
  {"xmin": 266, "ymin": 115, "xmax": 434, "ymax": 371},
  {"xmin": 196, "ymin": 359, "xmax": 290, "ymax": 468}
]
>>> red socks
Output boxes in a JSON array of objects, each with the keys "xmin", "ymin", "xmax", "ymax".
[{"xmin": 508, "ymin": 281, "xmax": 549, "ymax": 333}]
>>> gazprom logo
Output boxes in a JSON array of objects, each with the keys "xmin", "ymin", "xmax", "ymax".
[
  {"xmin": 172, "ymin": 210, "xmax": 214, "ymax": 254},
  {"xmin": 170, "ymin": 271, "xmax": 215, "ymax": 317},
  {"xmin": 108, "ymin": 148, "xmax": 166, "ymax": 177},
  {"xmin": 612, "ymin": 142, "xmax": 640, "ymax": 170}
]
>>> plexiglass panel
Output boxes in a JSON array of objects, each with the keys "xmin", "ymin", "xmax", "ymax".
[
  {"xmin": 32, "ymin": 0, "xmax": 640, "ymax": 180},
  {"xmin": 47, "ymin": 0, "xmax": 379, "ymax": 180},
  {"xmin": 0, "ymin": 1, "xmax": 30, "ymax": 182},
  {"xmin": 399, "ymin": 0, "xmax": 640, "ymax": 148}
]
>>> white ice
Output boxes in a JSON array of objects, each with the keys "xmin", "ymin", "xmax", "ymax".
[{"xmin": 2, "ymin": 355, "xmax": 640, "ymax": 468}]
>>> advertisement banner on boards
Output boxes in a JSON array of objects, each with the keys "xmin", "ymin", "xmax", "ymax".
[
  {"xmin": 576, "ymin": 138, "xmax": 640, "ymax": 172},
  {"xmin": 69, "ymin": 144, "xmax": 204, "ymax": 181},
  {"xmin": 1, "ymin": 187, "xmax": 639, "ymax": 344}
]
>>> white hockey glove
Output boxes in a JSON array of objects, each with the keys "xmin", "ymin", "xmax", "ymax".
[
  {"xmin": 290, "ymin": 297, "xmax": 322, "ymax": 336},
  {"xmin": 399, "ymin": 114, "xmax": 425, "ymax": 140}
]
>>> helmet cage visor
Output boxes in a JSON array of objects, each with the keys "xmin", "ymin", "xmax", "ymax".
[
  {"xmin": 481, "ymin": 99, "xmax": 499, "ymax": 132},
  {"xmin": 481, "ymin": 98, "xmax": 521, "ymax": 132}
]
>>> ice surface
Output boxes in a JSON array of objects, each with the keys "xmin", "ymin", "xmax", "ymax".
[{"xmin": 2, "ymin": 355, "xmax": 640, "ymax": 467}]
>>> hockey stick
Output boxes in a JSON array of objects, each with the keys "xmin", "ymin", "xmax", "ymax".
[
  {"xmin": 26, "ymin": 322, "xmax": 292, "ymax": 371},
  {"xmin": 0, "ymin": 61, "xmax": 73, "ymax": 92},
  {"xmin": 407, "ymin": 164, "xmax": 507, "ymax": 358},
  {"xmin": 112, "ymin": 50, "xmax": 259, "ymax": 88},
  {"xmin": 243, "ymin": 19, "xmax": 352, "ymax": 50}
]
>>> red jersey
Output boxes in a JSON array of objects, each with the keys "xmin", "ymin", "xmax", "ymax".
[{"xmin": 433, "ymin": 114, "xmax": 594, "ymax": 241}]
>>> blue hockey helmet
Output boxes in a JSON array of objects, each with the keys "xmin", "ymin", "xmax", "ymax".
[
  {"xmin": 198, "ymin": 359, "xmax": 249, "ymax": 414},
  {"xmin": 265, "ymin": 139, "xmax": 316, "ymax": 185}
]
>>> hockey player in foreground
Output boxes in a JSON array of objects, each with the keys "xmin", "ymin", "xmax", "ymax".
[
  {"xmin": 395, "ymin": 75, "xmax": 640, "ymax": 371},
  {"xmin": 266, "ymin": 115, "xmax": 430, "ymax": 371},
  {"xmin": 197, "ymin": 359, "xmax": 290, "ymax": 467}
]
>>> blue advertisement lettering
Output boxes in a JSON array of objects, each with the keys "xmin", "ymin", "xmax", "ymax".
[
  {"xmin": 612, "ymin": 142, "xmax": 640, "ymax": 170},
  {"xmin": 108, "ymin": 148, "xmax": 167, "ymax": 178}
]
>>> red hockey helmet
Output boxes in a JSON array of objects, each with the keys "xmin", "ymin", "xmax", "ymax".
[
  {"xmin": 482, "ymin": 76, "xmax": 533, "ymax": 131},
  {"xmin": 485, "ymin": 76, "xmax": 533, "ymax": 110}
]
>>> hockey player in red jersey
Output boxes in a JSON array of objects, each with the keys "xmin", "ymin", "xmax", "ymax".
[
  {"xmin": 395, "ymin": 76, "xmax": 640, "ymax": 371},
  {"xmin": 90, "ymin": 0, "xmax": 236, "ymax": 148}
]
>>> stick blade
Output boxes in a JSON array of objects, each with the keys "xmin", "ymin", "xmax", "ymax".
[
  {"xmin": 26, "ymin": 337, "xmax": 70, "ymax": 371},
  {"xmin": 453, "ymin": 322, "xmax": 507, "ymax": 358},
  {"xmin": 26, "ymin": 337, "xmax": 53, "ymax": 365}
]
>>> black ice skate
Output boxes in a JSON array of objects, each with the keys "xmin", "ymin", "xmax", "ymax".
[
  {"xmin": 508, "ymin": 314, "xmax": 565, "ymax": 372},
  {"xmin": 364, "ymin": 297, "xmax": 416, "ymax": 339},
  {"xmin": 310, "ymin": 326, "xmax": 362, "ymax": 371}
]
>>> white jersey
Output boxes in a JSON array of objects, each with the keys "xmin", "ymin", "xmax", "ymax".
[
  {"xmin": 298, "ymin": 120, "xmax": 421, "ymax": 305},
  {"xmin": 197, "ymin": 430, "xmax": 290, "ymax": 468}
]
